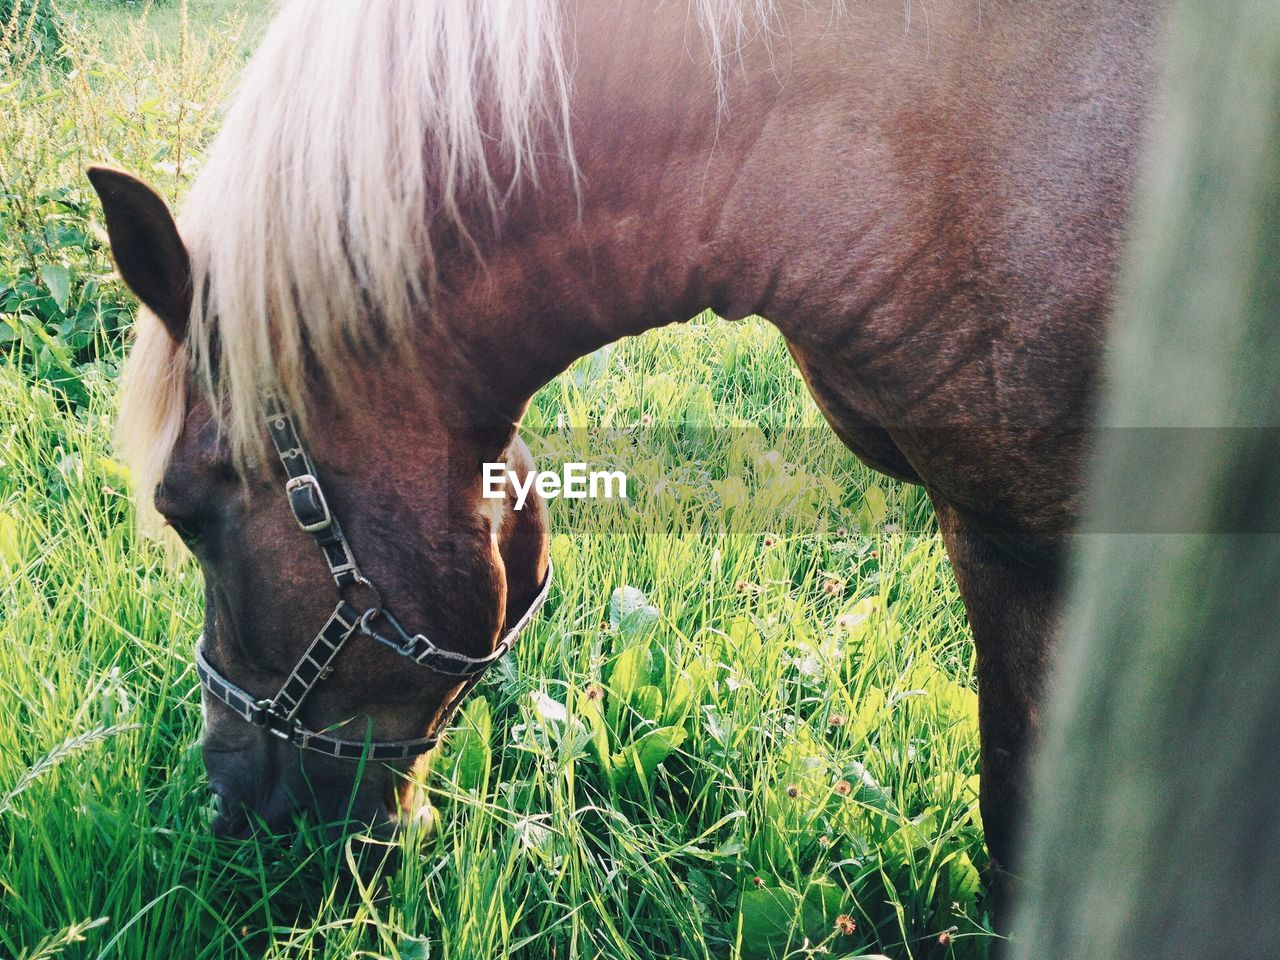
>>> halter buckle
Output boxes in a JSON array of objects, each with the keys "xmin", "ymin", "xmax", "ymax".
[
  {"xmin": 360, "ymin": 606, "xmax": 419, "ymax": 657},
  {"xmin": 285, "ymin": 474, "xmax": 332, "ymax": 533},
  {"xmin": 251, "ymin": 699, "xmax": 300, "ymax": 741}
]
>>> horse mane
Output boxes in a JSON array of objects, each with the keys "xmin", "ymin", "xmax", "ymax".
[{"xmin": 117, "ymin": 0, "xmax": 781, "ymax": 518}]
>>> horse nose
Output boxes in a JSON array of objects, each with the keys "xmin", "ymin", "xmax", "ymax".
[
  {"xmin": 209, "ymin": 777, "xmax": 252, "ymax": 839},
  {"xmin": 312, "ymin": 776, "xmax": 403, "ymax": 837},
  {"xmin": 315, "ymin": 803, "xmax": 400, "ymax": 844},
  {"xmin": 209, "ymin": 774, "xmax": 302, "ymax": 838},
  {"xmin": 203, "ymin": 717, "xmax": 410, "ymax": 840},
  {"xmin": 206, "ymin": 754, "xmax": 402, "ymax": 840},
  {"xmin": 203, "ymin": 731, "xmax": 294, "ymax": 838}
]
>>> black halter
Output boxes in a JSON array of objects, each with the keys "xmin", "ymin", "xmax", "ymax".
[{"xmin": 194, "ymin": 395, "xmax": 553, "ymax": 762}]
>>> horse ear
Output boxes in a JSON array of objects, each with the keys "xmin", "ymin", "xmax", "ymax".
[{"xmin": 87, "ymin": 166, "xmax": 192, "ymax": 343}]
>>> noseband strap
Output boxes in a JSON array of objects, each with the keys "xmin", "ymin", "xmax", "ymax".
[{"xmin": 194, "ymin": 397, "xmax": 553, "ymax": 761}]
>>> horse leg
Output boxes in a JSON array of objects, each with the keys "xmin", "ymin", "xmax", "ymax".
[{"xmin": 930, "ymin": 497, "xmax": 1063, "ymax": 919}]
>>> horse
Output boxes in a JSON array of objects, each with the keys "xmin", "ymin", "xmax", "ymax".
[{"xmin": 88, "ymin": 0, "xmax": 1155, "ymax": 893}]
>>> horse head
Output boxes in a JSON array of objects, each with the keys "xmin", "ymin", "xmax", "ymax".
[{"xmin": 90, "ymin": 167, "xmax": 550, "ymax": 839}]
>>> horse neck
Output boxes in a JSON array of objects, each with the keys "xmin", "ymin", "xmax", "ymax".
[
  {"xmin": 434, "ymin": 0, "xmax": 1115, "ymax": 426},
  {"xmin": 436, "ymin": 2, "xmax": 805, "ymax": 424}
]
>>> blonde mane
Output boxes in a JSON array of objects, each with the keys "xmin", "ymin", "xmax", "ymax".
[{"xmin": 117, "ymin": 0, "xmax": 780, "ymax": 519}]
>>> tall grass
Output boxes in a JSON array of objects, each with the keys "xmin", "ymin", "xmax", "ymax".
[
  {"xmin": 0, "ymin": 0, "xmax": 243, "ymax": 404},
  {"xmin": 0, "ymin": 4, "xmax": 992, "ymax": 958},
  {"xmin": 2, "ymin": 0, "xmax": 62, "ymax": 59}
]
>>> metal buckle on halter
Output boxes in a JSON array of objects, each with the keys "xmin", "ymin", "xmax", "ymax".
[
  {"xmin": 285, "ymin": 474, "xmax": 332, "ymax": 533},
  {"xmin": 359, "ymin": 606, "xmax": 419, "ymax": 657},
  {"xmin": 250, "ymin": 699, "xmax": 300, "ymax": 741}
]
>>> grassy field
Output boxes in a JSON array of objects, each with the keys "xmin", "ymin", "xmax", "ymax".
[
  {"xmin": 58, "ymin": 0, "xmax": 271, "ymax": 53},
  {"xmin": 0, "ymin": 3, "xmax": 991, "ymax": 958}
]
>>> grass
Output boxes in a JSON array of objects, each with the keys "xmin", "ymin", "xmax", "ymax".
[
  {"xmin": 58, "ymin": 0, "xmax": 271, "ymax": 55},
  {"xmin": 0, "ymin": 3, "xmax": 993, "ymax": 958}
]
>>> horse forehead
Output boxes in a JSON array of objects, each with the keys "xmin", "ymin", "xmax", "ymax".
[
  {"xmin": 170, "ymin": 397, "xmax": 223, "ymax": 462},
  {"xmin": 155, "ymin": 399, "xmax": 242, "ymax": 497}
]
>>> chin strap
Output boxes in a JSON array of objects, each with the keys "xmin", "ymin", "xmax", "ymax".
[{"xmin": 193, "ymin": 397, "xmax": 553, "ymax": 761}]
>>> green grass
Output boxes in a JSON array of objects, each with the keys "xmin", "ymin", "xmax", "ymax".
[
  {"xmin": 0, "ymin": 4, "xmax": 993, "ymax": 958},
  {"xmin": 58, "ymin": 0, "xmax": 272, "ymax": 55}
]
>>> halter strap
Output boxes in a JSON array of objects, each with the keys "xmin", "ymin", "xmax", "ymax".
[
  {"xmin": 264, "ymin": 395, "xmax": 363, "ymax": 589},
  {"xmin": 193, "ymin": 398, "xmax": 553, "ymax": 761}
]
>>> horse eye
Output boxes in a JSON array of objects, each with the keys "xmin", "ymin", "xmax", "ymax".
[{"xmin": 165, "ymin": 516, "xmax": 204, "ymax": 547}]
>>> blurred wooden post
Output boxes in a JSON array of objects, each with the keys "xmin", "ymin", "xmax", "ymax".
[{"xmin": 1012, "ymin": 1, "xmax": 1280, "ymax": 957}]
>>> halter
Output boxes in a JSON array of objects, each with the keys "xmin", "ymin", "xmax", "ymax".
[{"xmin": 194, "ymin": 395, "xmax": 553, "ymax": 762}]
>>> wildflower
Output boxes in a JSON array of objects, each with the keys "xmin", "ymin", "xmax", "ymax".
[
  {"xmin": 835, "ymin": 526, "xmax": 848, "ymax": 538},
  {"xmin": 640, "ymin": 413, "xmax": 653, "ymax": 426},
  {"xmin": 938, "ymin": 930, "xmax": 954, "ymax": 947},
  {"xmin": 835, "ymin": 915, "xmax": 857, "ymax": 936},
  {"xmin": 834, "ymin": 779, "xmax": 853, "ymax": 797},
  {"xmin": 585, "ymin": 685, "xmax": 603, "ymax": 701},
  {"xmin": 818, "ymin": 835, "xmax": 832, "ymax": 848},
  {"xmin": 736, "ymin": 580, "xmax": 750, "ymax": 594},
  {"xmin": 828, "ymin": 713, "xmax": 847, "ymax": 728},
  {"xmin": 752, "ymin": 876, "xmax": 765, "ymax": 888},
  {"xmin": 822, "ymin": 579, "xmax": 842, "ymax": 595},
  {"xmin": 762, "ymin": 534, "xmax": 776, "ymax": 548},
  {"xmin": 869, "ymin": 550, "xmax": 878, "ymax": 559},
  {"xmin": 786, "ymin": 784, "xmax": 800, "ymax": 798}
]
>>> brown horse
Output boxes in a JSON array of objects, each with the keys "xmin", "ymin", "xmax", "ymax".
[{"xmin": 89, "ymin": 0, "xmax": 1155, "ymax": 887}]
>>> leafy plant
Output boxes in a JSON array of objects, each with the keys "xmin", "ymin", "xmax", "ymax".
[
  {"xmin": 2, "ymin": 0, "xmax": 62, "ymax": 61},
  {"xmin": 0, "ymin": 0, "xmax": 243, "ymax": 405}
]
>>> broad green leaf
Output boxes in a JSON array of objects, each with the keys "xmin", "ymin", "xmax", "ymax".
[
  {"xmin": 711, "ymin": 475, "xmax": 750, "ymax": 511},
  {"xmin": 840, "ymin": 759, "xmax": 892, "ymax": 813},
  {"xmin": 633, "ymin": 684, "xmax": 664, "ymax": 723},
  {"xmin": 948, "ymin": 851, "xmax": 981, "ymax": 903},
  {"xmin": 95, "ymin": 456, "xmax": 133, "ymax": 489},
  {"xmin": 607, "ymin": 643, "xmax": 653, "ymax": 704},
  {"xmin": 862, "ymin": 484, "xmax": 888, "ymax": 522},
  {"xmin": 931, "ymin": 680, "xmax": 979, "ymax": 728},
  {"xmin": 610, "ymin": 585, "xmax": 659, "ymax": 637},
  {"xmin": 609, "ymin": 585, "xmax": 646, "ymax": 625},
  {"xmin": 665, "ymin": 672, "xmax": 694, "ymax": 722},
  {"xmin": 448, "ymin": 697, "xmax": 491, "ymax": 794},
  {"xmin": 847, "ymin": 685, "xmax": 886, "ymax": 745},
  {"xmin": 739, "ymin": 883, "xmax": 853, "ymax": 960},
  {"xmin": 571, "ymin": 343, "xmax": 614, "ymax": 387},
  {"xmin": 530, "ymin": 690, "xmax": 568, "ymax": 725},
  {"xmin": 577, "ymin": 689, "xmax": 613, "ymax": 774},
  {"xmin": 886, "ymin": 807, "xmax": 941, "ymax": 861},
  {"xmin": 618, "ymin": 605, "xmax": 659, "ymax": 638},
  {"xmin": 39, "ymin": 264, "xmax": 72, "ymax": 312},
  {"xmin": 802, "ymin": 881, "xmax": 856, "ymax": 947},
  {"xmin": 0, "ymin": 513, "xmax": 19, "ymax": 568},
  {"xmin": 858, "ymin": 483, "xmax": 889, "ymax": 534},
  {"xmin": 738, "ymin": 887, "xmax": 797, "ymax": 959},
  {"xmin": 612, "ymin": 725, "xmax": 685, "ymax": 794}
]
